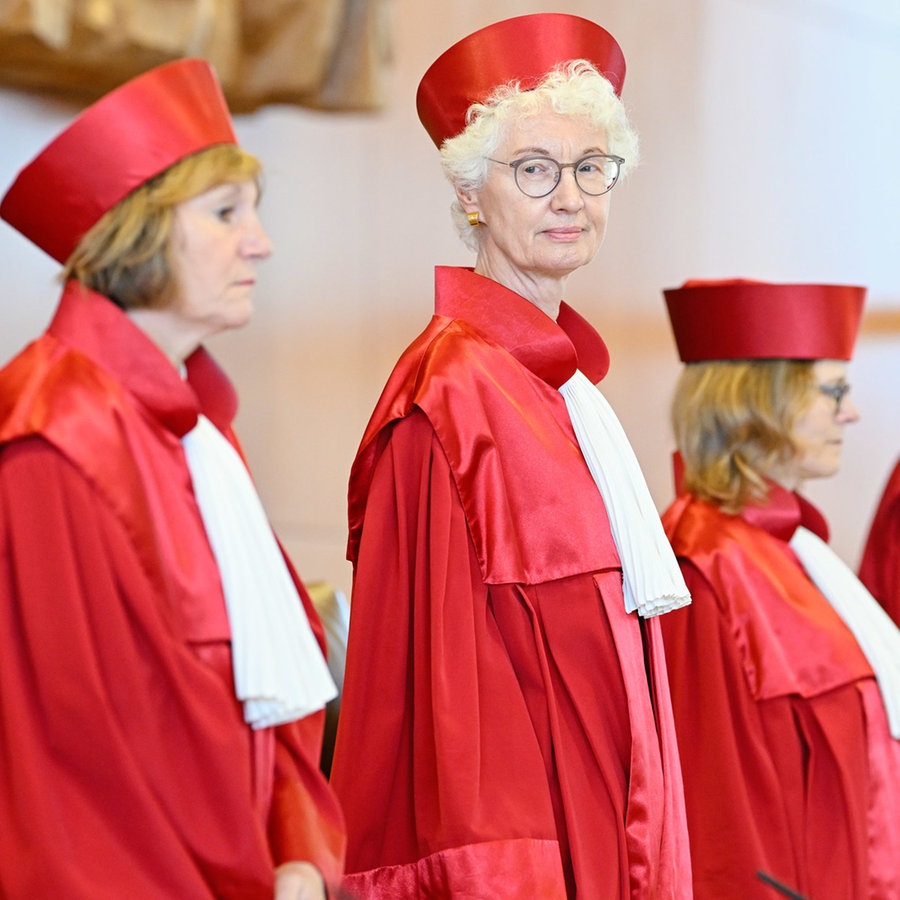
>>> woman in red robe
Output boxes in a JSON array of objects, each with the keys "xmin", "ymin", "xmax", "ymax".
[
  {"xmin": 330, "ymin": 14, "xmax": 692, "ymax": 899},
  {"xmin": 0, "ymin": 60, "xmax": 345, "ymax": 898},
  {"xmin": 659, "ymin": 279, "xmax": 900, "ymax": 899},
  {"xmin": 859, "ymin": 456, "xmax": 900, "ymax": 625}
]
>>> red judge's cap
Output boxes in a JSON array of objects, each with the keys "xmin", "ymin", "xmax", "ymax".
[
  {"xmin": 416, "ymin": 13, "xmax": 626, "ymax": 148},
  {"xmin": 1, "ymin": 58, "xmax": 237, "ymax": 264},
  {"xmin": 663, "ymin": 279, "xmax": 866, "ymax": 362}
]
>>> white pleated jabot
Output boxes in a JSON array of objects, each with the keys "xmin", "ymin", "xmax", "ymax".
[
  {"xmin": 790, "ymin": 526, "xmax": 900, "ymax": 739},
  {"xmin": 559, "ymin": 370, "xmax": 691, "ymax": 618},
  {"xmin": 182, "ymin": 415, "xmax": 337, "ymax": 729}
]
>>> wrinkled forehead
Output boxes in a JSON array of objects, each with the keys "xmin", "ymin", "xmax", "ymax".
[{"xmin": 496, "ymin": 110, "xmax": 609, "ymax": 155}]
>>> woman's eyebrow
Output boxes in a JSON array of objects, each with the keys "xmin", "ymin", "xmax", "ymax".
[{"xmin": 509, "ymin": 145, "xmax": 607, "ymax": 157}]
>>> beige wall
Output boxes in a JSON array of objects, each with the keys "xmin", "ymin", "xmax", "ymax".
[{"xmin": 2, "ymin": 0, "xmax": 899, "ymax": 597}]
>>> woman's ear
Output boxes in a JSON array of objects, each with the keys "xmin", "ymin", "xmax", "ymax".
[{"xmin": 456, "ymin": 185, "xmax": 479, "ymax": 214}]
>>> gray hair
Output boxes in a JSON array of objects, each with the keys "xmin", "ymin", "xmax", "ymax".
[{"xmin": 439, "ymin": 59, "xmax": 640, "ymax": 251}]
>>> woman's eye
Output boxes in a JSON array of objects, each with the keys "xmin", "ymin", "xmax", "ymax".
[{"xmin": 216, "ymin": 206, "xmax": 236, "ymax": 221}]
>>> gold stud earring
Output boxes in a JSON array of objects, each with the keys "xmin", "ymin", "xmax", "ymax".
[{"xmin": 467, "ymin": 211, "xmax": 481, "ymax": 227}]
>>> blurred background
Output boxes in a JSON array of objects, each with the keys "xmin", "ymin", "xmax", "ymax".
[{"xmin": 1, "ymin": 0, "xmax": 898, "ymax": 598}]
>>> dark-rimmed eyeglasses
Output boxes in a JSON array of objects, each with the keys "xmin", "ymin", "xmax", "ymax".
[
  {"xmin": 818, "ymin": 382, "xmax": 851, "ymax": 415},
  {"xmin": 486, "ymin": 154, "xmax": 624, "ymax": 198}
]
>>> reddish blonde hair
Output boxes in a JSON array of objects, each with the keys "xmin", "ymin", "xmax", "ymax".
[{"xmin": 672, "ymin": 359, "xmax": 816, "ymax": 512}]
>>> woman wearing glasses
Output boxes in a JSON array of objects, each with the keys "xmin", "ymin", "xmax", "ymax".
[
  {"xmin": 330, "ymin": 14, "xmax": 692, "ymax": 899},
  {"xmin": 659, "ymin": 279, "xmax": 900, "ymax": 899}
]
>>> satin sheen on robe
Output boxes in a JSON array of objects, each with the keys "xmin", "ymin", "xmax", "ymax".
[
  {"xmin": 0, "ymin": 282, "xmax": 345, "ymax": 898},
  {"xmin": 660, "ymin": 485, "xmax": 900, "ymax": 900},
  {"xmin": 859, "ymin": 457, "xmax": 900, "ymax": 627},
  {"xmin": 332, "ymin": 267, "xmax": 691, "ymax": 898}
]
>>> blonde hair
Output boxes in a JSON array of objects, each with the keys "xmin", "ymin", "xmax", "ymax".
[
  {"xmin": 439, "ymin": 59, "xmax": 639, "ymax": 250},
  {"xmin": 62, "ymin": 144, "xmax": 261, "ymax": 309},
  {"xmin": 672, "ymin": 360, "xmax": 816, "ymax": 512}
]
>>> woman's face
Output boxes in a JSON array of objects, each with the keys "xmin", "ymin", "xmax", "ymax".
[
  {"xmin": 458, "ymin": 111, "xmax": 612, "ymax": 299},
  {"xmin": 784, "ymin": 359, "xmax": 860, "ymax": 486},
  {"xmin": 168, "ymin": 179, "xmax": 272, "ymax": 340}
]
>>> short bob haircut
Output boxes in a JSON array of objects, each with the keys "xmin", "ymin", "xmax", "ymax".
[
  {"xmin": 440, "ymin": 59, "xmax": 639, "ymax": 251},
  {"xmin": 672, "ymin": 359, "xmax": 817, "ymax": 513},
  {"xmin": 62, "ymin": 143, "xmax": 261, "ymax": 310}
]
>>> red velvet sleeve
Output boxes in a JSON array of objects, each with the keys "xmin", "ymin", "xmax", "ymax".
[
  {"xmin": 661, "ymin": 564, "xmax": 869, "ymax": 900},
  {"xmin": 331, "ymin": 410, "xmax": 567, "ymax": 897},
  {"xmin": 269, "ymin": 714, "xmax": 346, "ymax": 886},
  {"xmin": 0, "ymin": 438, "xmax": 331, "ymax": 898},
  {"xmin": 267, "ymin": 565, "xmax": 347, "ymax": 884}
]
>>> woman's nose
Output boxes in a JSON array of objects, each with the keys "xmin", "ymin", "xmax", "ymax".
[
  {"xmin": 837, "ymin": 395, "xmax": 861, "ymax": 424},
  {"xmin": 243, "ymin": 212, "xmax": 273, "ymax": 259},
  {"xmin": 550, "ymin": 166, "xmax": 585, "ymax": 209}
]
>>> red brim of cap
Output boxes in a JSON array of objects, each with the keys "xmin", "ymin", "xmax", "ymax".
[{"xmin": 416, "ymin": 13, "xmax": 626, "ymax": 148}]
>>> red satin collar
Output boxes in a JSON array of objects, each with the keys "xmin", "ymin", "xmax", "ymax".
[
  {"xmin": 671, "ymin": 451, "xmax": 830, "ymax": 543},
  {"xmin": 48, "ymin": 281, "xmax": 237, "ymax": 436},
  {"xmin": 434, "ymin": 267, "xmax": 610, "ymax": 386},
  {"xmin": 741, "ymin": 482, "xmax": 830, "ymax": 544}
]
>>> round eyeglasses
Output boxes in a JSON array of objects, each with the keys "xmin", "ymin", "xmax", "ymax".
[
  {"xmin": 486, "ymin": 154, "xmax": 624, "ymax": 198},
  {"xmin": 818, "ymin": 381, "xmax": 851, "ymax": 415}
]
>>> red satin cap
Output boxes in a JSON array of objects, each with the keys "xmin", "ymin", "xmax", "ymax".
[
  {"xmin": 663, "ymin": 279, "xmax": 866, "ymax": 362},
  {"xmin": 1, "ymin": 58, "xmax": 237, "ymax": 264},
  {"xmin": 416, "ymin": 13, "xmax": 626, "ymax": 148}
]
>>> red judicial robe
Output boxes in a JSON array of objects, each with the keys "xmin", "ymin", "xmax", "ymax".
[
  {"xmin": 661, "ymin": 485, "xmax": 900, "ymax": 900},
  {"xmin": 0, "ymin": 282, "xmax": 346, "ymax": 898},
  {"xmin": 330, "ymin": 267, "xmax": 691, "ymax": 898},
  {"xmin": 859, "ymin": 457, "xmax": 900, "ymax": 626}
]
